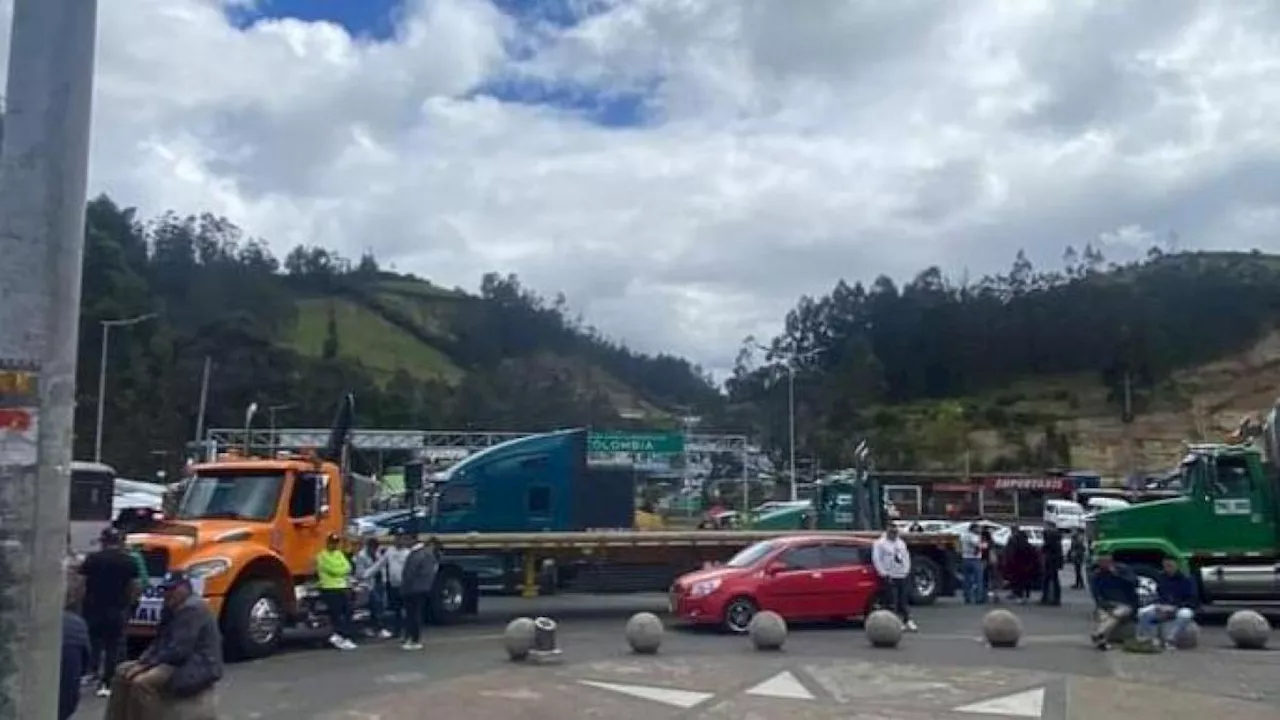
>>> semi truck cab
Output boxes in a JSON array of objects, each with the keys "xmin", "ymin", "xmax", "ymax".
[{"xmin": 1092, "ymin": 404, "xmax": 1280, "ymax": 605}]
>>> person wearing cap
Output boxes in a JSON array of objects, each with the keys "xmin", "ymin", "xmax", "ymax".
[
  {"xmin": 79, "ymin": 527, "xmax": 141, "ymax": 697},
  {"xmin": 316, "ymin": 532, "xmax": 358, "ymax": 650},
  {"xmin": 362, "ymin": 529, "xmax": 416, "ymax": 642},
  {"xmin": 105, "ymin": 571, "xmax": 223, "ymax": 719}
]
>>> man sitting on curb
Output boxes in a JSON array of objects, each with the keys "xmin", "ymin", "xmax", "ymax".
[
  {"xmin": 1137, "ymin": 556, "xmax": 1198, "ymax": 648},
  {"xmin": 1089, "ymin": 553, "xmax": 1139, "ymax": 650},
  {"xmin": 105, "ymin": 571, "xmax": 223, "ymax": 719}
]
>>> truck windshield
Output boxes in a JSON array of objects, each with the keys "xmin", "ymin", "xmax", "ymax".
[
  {"xmin": 726, "ymin": 540, "xmax": 780, "ymax": 568},
  {"xmin": 175, "ymin": 471, "xmax": 285, "ymax": 522}
]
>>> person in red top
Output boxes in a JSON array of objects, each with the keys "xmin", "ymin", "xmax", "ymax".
[{"xmin": 1001, "ymin": 528, "xmax": 1039, "ymax": 603}]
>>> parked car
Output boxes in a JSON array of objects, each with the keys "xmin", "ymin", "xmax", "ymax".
[
  {"xmin": 945, "ymin": 520, "xmax": 1011, "ymax": 547},
  {"xmin": 897, "ymin": 519, "xmax": 953, "ymax": 534},
  {"xmin": 1043, "ymin": 499, "xmax": 1086, "ymax": 530},
  {"xmin": 669, "ymin": 535, "xmax": 882, "ymax": 633}
]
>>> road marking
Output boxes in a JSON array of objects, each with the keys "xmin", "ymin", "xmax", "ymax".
[
  {"xmin": 578, "ymin": 679, "xmax": 714, "ymax": 708},
  {"xmin": 746, "ymin": 670, "xmax": 815, "ymax": 700},
  {"xmin": 954, "ymin": 687, "xmax": 1045, "ymax": 718}
]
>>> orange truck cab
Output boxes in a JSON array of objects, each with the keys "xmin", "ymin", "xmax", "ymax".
[{"xmin": 126, "ymin": 397, "xmax": 357, "ymax": 660}]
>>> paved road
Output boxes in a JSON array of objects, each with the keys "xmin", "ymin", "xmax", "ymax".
[{"xmin": 79, "ymin": 584, "xmax": 1280, "ymax": 719}]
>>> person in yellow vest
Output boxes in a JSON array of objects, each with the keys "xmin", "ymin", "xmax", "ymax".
[{"xmin": 316, "ymin": 533, "xmax": 358, "ymax": 650}]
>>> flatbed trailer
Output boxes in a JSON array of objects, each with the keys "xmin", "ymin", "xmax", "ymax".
[{"xmin": 416, "ymin": 529, "xmax": 961, "ymax": 620}]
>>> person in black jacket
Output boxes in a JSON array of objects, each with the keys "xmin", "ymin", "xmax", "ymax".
[
  {"xmin": 60, "ymin": 585, "xmax": 91, "ymax": 720},
  {"xmin": 105, "ymin": 571, "xmax": 223, "ymax": 719},
  {"xmin": 1088, "ymin": 553, "xmax": 1139, "ymax": 650},
  {"xmin": 79, "ymin": 527, "xmax": 140, "ymax": 697},
  {"xmin": 1039, "ymin": 522, "xmax": 1064, "ymax": 605},
  {"xmin": 399, "ymin": 538, "xmax": 441, "ymax": 651}
]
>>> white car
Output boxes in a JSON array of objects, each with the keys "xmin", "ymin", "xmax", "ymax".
[
  {"xmin": 898, "ymin": 519, "xmax": 953, "ymax": 534},
  {"xmin": 946, "ymin": 520, "xmax": 1011, "ymax": 547}
]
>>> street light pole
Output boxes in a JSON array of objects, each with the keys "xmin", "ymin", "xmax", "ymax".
[
  {"xmin": 94, "ymin": 313, "xmax": 156, "ymax": 463},
  {"xmin": 787, "ymin": 364, "xmax": 797, "ymax": 502}
]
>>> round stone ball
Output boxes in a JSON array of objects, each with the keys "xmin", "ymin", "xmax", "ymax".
[
  {"xmin": 865, "ymin": 610, "xmax": 904, "ymax": 648},
  {"xmin": 1226, "ymin": 610, "xmax": 1272, "ymax": 650},
  {"xmin": 982, "ymin": 608, "xmax": 1023, "ymax": 648},
  {"xmin": 1172, "ymin": 621, "xmax": 1200, "ymax": 650},
  {"xmin": 504, "ymin": 617, "xmax": 537, "ymax": 661},
  {"xmin": 625, "ymin": 612, "xmax": 664, "ymax": 655},
  {"xmin": 748, "ymin": 610, "xmax": 787, "ymax": 651}
]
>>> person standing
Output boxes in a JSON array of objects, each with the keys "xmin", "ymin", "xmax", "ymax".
[
  {"xmin": 959, "ymin": 523, "xmax": 985, "ymax": 604},
  {"xmin": 362, "ymin": 529, "xmax": 416, "ymax": 639},
  {"xmin": 872, "ymin": 525, "xmax": 917, "ymax": 632},
  {"xmin": 106, "ymin": 571, "xmax": 223, "ymax": 719},
  {"xmin": 979, "ymin": 527, "xmax": 997, "ymax": 602},
  {"xmin": 1039, "ymin": 521, "xmax": 1064, "ymax": 605},
  {"xmin": 1068, "ymin": 530, "xmax": 1087, "ymax": 589},
  {"xmin": 316, "ymin": 533, "xmax": 358, "ymax": 650},
  {"xmin": 398, "ymin": 538, "xmax": 441, "ymax": 650},
  {"xmin": 60, "ymin": 583, "xmax": 91, "ymax": 719},
  {"xmin": 354, "ymin": 538, "xmax": 392, "ymax": 639},
  {"xmin": 79, "ymin": 528, "xmax": 141, "ymax": 697},
  {"xmin": 1001, "ymin": 528, "xmax": 1039, "ymax": 603}
]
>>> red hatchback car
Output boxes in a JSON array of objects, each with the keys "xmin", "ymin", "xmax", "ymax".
[{"xmin": 670, "ymin": 535, "xmax": 883, "ymax": 633}]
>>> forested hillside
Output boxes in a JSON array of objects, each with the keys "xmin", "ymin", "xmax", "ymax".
[
  {"xmin": 728, "ymin": 247, "xmax": 1280, "ymax": 475},
  {"xmin": 79, "ymin": 196, "xmax": 721, "ymax": 477}
]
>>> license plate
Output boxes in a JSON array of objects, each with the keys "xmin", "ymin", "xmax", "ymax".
[{"xmin": 129, "ymin": 577, "xmax": 204, "ymax": 625}]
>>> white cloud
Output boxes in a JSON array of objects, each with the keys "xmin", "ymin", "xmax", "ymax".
[{"xmin": 3, "ymin": 0, "xmax": 1280, "ymax": 377}]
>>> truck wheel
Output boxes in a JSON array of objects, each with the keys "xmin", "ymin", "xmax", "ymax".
[
  {"xmin": 909, "ymin": 556, "xmax": 940, "ymax": 605},
  {"xmin": 223, "ymin": 579, "xmax": 284, "ymax": 661},
  {"xmin": 431, "ymin": 570, "xmax": 468, "ymax": 625},
  {"xmin": 722, "ymin": 596, "xmax": 757, "ymax": 634}
]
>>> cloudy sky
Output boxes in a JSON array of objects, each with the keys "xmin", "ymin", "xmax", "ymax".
[{"xmin": 3, "ymin": 0, "xmax": 1279, "ymax": 376}]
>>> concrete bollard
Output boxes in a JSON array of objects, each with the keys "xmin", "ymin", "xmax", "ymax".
[
  {"xmin": 529, "ymin": 616, "xmax": 564, "ymax": 664},
  {"xmin": 1226, "ymin": 610, "xmax": 1272, "ymax": 650},
  {"xmin": 625, "ymin": 612, "xmax": 664, "ymax": 655},
  {"xmin": 865, "ymin": 610, "xmax": 904, "ymax": 648},
  {"xmin": 748, "ymin": 610, "xmax": 787, "ymax": 651},
  {"xmin": 982, "ymin": 609, "xmax": 1023, "ymax": 648},
  {"xmin": 504, "ymin": 617, "xmax": 536, "ymax": 661}
]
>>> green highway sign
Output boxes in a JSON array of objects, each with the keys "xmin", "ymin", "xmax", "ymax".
[{"xmin": 588, "ymin": 431, "xmax": 684, "ymax": 455}]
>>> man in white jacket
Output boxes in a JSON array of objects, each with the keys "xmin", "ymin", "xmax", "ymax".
[{"xmin": 872, "ymin": 525, "xmax": 917, "ymax": 631}]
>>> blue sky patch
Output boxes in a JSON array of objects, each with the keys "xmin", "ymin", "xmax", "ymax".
[
  {"xmin": 227, "ymin": 0, "xmax": 617, "ymax": 40},
  {"xmin": 473, "ymin": 75, "xmax": 661, "ymax": 128},
  {"xmin": 226, "ymin": 0, "xmax": 405, "ymax": 40}
]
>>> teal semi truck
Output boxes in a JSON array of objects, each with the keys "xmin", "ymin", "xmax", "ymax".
[
  {"xmin": 353, "ymin": 428, "xmax": 939, "ymax": 622},
  {"xmin": 746, "ymin": 472, "xmax": 960, "ymax": 605},
  {"xmin": 1091, "ymin": 403, "xmax": 1280, "ymax": 606}
]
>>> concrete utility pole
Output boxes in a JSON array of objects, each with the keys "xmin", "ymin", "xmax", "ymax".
[{"xmin": 0, "ymin": 1, "xmax": 98, "ymax": 718}]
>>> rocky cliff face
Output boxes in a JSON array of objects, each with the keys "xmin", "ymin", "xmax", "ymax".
[{"xmin": 965, "ymin": 330, "xmax": 1280, "ymax": 478}]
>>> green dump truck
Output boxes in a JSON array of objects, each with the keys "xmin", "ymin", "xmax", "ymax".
[{"xmin": 1091, "ymin": 404, "xmax": 1280, "ymax": 606}]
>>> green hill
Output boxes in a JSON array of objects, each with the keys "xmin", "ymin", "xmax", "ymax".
[{"xmin": 76, "ymin": 197, "xmax": 721, "ymax": 476}]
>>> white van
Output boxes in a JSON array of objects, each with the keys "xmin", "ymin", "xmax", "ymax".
[
  {"xmin": 1043, "ymin": 499, "xmax": 1086, "ymax": 530},
  {"xmin": 1084, "ymin": 496, "xmax": 1131, "ymax": 514}
]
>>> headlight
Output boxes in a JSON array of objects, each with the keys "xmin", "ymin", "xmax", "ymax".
[
  {"xmin": 689, "ymin": 578, "xmax": 722, "ymax": 598},
  {"xmin": 184, "ymin": 558, "xmax": 232, "ymax": 580}
]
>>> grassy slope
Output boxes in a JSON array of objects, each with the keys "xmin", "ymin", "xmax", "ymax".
[
  {"xmin": 285, "ymin": 277, "xmax": 666, "ymax": 416},
  {"xmin": 289, "ymin": 295, "xmax": 463, "ymax": 384}
]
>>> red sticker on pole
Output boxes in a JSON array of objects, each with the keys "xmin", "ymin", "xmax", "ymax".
[{"xmin": 0, "ymin": 409, "xmax": 31, "ymax": 431}]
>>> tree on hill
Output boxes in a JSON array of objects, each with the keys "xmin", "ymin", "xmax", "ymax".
[
  {"xmin": 730, "ymin": 248, "xmax": 1280, "ymax": 470},
  {"xmin": 77, "ymin": 195, "xmax": 722, "ymax": 478}
]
